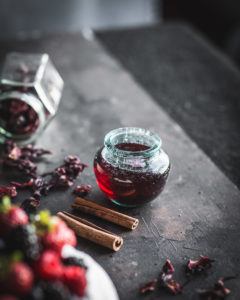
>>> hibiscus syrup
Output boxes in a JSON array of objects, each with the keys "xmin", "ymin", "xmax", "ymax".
[{"xmin": 94, "ymin": 140, "xmax": 170, "ymax": 207}]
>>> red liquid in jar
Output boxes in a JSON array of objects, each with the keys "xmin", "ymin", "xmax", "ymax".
[
  {"xmin": 115, "ymin": 143, "xmax": 149, "ymax": 151},
  {"xmin": 94, "ymin": 143, "xmax": 170, "ymax": 206}
]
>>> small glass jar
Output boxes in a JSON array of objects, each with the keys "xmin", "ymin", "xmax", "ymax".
[
  {"xmin": 0, "ymin": 52, "xmax": 64, "ymax": 144},
  {"xmin": 93, "ymin": 127, "xmax": 170, "ymax": 207}
]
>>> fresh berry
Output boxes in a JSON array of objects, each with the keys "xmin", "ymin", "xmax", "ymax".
[
  {"xmin": 34, "ymin": 250, "xmax": 63, "ymax": 282},
  {"xmin": 1, "ymin": 262, "xmax": 33, "ymax": 295},
  {"xmin": 0, "ymin": 239, "xmax": 6, "ymax": 253},
  {"xmin": 41, "ymin": 218, "xmax": 76, "ymax": 253},
  {"xmin": 25, "ymin": 284, "xmax": 44, "ymax": 300},
  {"xmin": 6, "ymin": 225, "xmax": 40, "ymax": 261},
  {"xmin": 35, "ymin": 211, "xmax": 76, "ymax": 253},
  {"xmin": 42, "ymin": 282, "xmax": 71, "ymax": 300},
  {"xmin": 45, "ymin": 282, "xmax": 71, "ymax": 300},
  {"xmin": 62, "ymin": 266, "xmax": 87, "ymax": 297},
  {"xmin": 26, "ymin": 282, "xmax": 71, "ymax": 300},
  {"xmin": 62, "ymin": 256, "xmax": 87, "ymax": 270},
  {"xmin": 0, "ymin": 197, "xmax": 28, "ymax": 238}
]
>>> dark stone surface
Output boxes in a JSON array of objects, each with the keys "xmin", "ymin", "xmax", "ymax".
[
  {"xmin": 0, "ymin": 25, "xmax": 240, "ymax": 299},
  {"xmin": 97, "ymin": 23, "xmax": 240, "ymax": 189}
]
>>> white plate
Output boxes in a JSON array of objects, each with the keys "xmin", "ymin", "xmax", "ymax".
[{"xmin": 62, "ymin": 245, "xmax": 119, "ymax": 300}]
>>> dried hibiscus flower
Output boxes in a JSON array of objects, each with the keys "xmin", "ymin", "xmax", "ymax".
[
  {"xmin": 187, "ymin": 255, "xmax": 215, "ymax": 275},
  {"xmin": 2, "ymin": 140, "xmax": 51, "ymax": 177},
  {"xmin": 73, "ymin": 185, "xmax": 91, "ymax": 197},
  {"xmin": 21, "ymin": 156, "xmax": 87, "ymax": 211},
  {"xmin": 140, "ymin": 279, "xmax": 157, "ymax": 294},
  {"xmin": 163, "ymin": 279, "xmax": 183, "ymax": 295},
  {"xmin": 0, "ymin": 185, "xmax": 17, "ymax": 198},
  {"xmin": 17, "ymin": 144, "xmax": 51, "ymax": 159},
  {"xmin": 0, "ymin": 99, "xmax": 40, "ymax": 135},
  {"xmin": 162, "ymin": 259, "xmax": 175, "ymax": 278},
  {"xmin": 198, "ymin": 275, "xmax": 237, "ymax": 299},
  {"xmin": 10, "ymin": 179, "xmax": 34, "ymax": 189},
  {"xmin": 1, "ymin": 140, "xmax": 88, "ymax": 213},
  {"xmin": 159, "ymin": 259, "xmax": 183, "ymax": 295},
  {"xmin": 46, "ymin": 156, "xmax": 88, "ymax": 188}
]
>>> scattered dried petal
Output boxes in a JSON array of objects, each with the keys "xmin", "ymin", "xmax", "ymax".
[
  {"xmin": 20, "ymin": 198, "xmax": 40, "ymax": 215},
  {"xmin": 159, "ymin": 259, "xmax": 183, "ymax": 295},
  {"xmin": 10, "ymin": 179, "xmax": 34, "ymax": 189},
  {"xmin": 163, "ymin": 259, "xmax": 175, "ymax": 276},
  {"xmin": 0, "ymin": 185, "xmax": 17, "ymax": 197},
  {"xmin": 8, "ymin": 143, "xmax": 21, "ymax": 160},
  {"xmin": 73, "ymin": 185, "xmax": 91, "ymax": 197},
  {"xmin": 2, "ymin": 141, "xmax": 50, "ymax": 177},
  {"xmin": 140, "ymin": 279, "xmax": 157, "ymax": 294},
  {"xmin": 160, "ymin": 259, "xmax": 175, "ymax": 283},
  {"xmin": 198, "ymin": 275, "xmax": 237, "ymax": 299},
  {"xmin": 21, "ymin": 198, "xmax": 40, "ymax": 209},
  {"xmin": 187, "ymin": 255, "xmax": 215, "ymax": 275},
  {"xmin": 19, "ymin": 156, "xmax": 87, "ymax": 210},
  {"xmin": 165, "ymin": 279, "xmax": 183, "ymax": 295},
  {"xmin": 19, "ymin": 145, "xmax": 51, "ymax": 159},
  {"xmin": 49, "ymin": 156, "xmax": 87, "ymax": 188},
  {"xmin": 1, "ymin": 141, "xmax": 87, "ymax": 212}
]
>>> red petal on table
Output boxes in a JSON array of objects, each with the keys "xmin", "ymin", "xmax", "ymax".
[{"xmin": 140, "ymin": 279, "xmax": 157, "ymax": 294}]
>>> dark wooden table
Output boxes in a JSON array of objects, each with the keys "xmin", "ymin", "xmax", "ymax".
[{"xmin": 0, "ymin": 24, "xmax": 240, "ymax": 299}]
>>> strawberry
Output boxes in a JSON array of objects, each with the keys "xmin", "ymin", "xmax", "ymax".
[
  {"xmin": 42, "ymin": 218, "xmax": 76, "ymax": 253},
  {"xmin": 62, "ymin": 266, "xmax": 87, "ymax": 297},
  {"xmin": 0, "ymin": 197, "xmax": 28, "ymax": 238},
  {"xmin": 1, "ymin": 262, "xmax": 33, "ymax": 295},
  {"xmin": 34, "ymin": 250, "xmax": 63, "ymax": 282},
  {"xmin": 35, "ymin": 211, "xmax": 76, "ymax": 253}
]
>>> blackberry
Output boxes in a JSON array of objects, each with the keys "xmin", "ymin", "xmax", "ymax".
[
  {"xmin": 43, "ymin": 283, "xmax": 72, "ymax": 300},
  {"xmin": 27, "ymin": 283, "xmax": 71, "ymax": 300},
  {"xmin": 62, "ymin": 256, "xmax": 88, "ymax": 270},
  {"xmin": 0, "ymin": 239, "xmax": 6, "ymax": 253},
  {"xmin": 26, "ymin": 284, "xmax": 45, "ymax": 300},
  {"xmin": 6, "ymin": 224, "xmax": 40, "ymax": 261}
]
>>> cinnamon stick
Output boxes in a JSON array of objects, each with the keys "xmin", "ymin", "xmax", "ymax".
[
  {"xmin": 57, "ymin": 211, "xmax": 123, "ymax": 251},
  {"xmin": 73, "ymin": 197, "xmax": 139, "ymax": 230}
]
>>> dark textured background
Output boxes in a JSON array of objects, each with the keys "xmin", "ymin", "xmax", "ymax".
[
  {"xmin": 0, "ymin": 24, "xmax": 240, "ymax": 299},
  {"xmin": 97, "ymin": 23, "xmax": 240, "ymax": 189}
]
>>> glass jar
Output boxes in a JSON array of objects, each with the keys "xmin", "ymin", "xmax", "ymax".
[
  {"xmin": 93, "ymin": 127, "xmax": 170, "ymax": 207},
  {"xmin": 0, "ymin": 52, "xmax": 64, "ymax": 144}
]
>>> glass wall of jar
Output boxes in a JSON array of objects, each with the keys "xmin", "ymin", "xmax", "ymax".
[
  {"xmin": 0, "ymin": 52, "xmax": 64, "ymax": 144},
  {"xmin": 94, "ymin": 127, "xmax": 170, "ymax": 207}
]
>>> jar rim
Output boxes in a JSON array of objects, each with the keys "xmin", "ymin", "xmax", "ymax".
[{"xmin": 104, "ymin": 127, "xmax": 162, "ymax": 157}]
